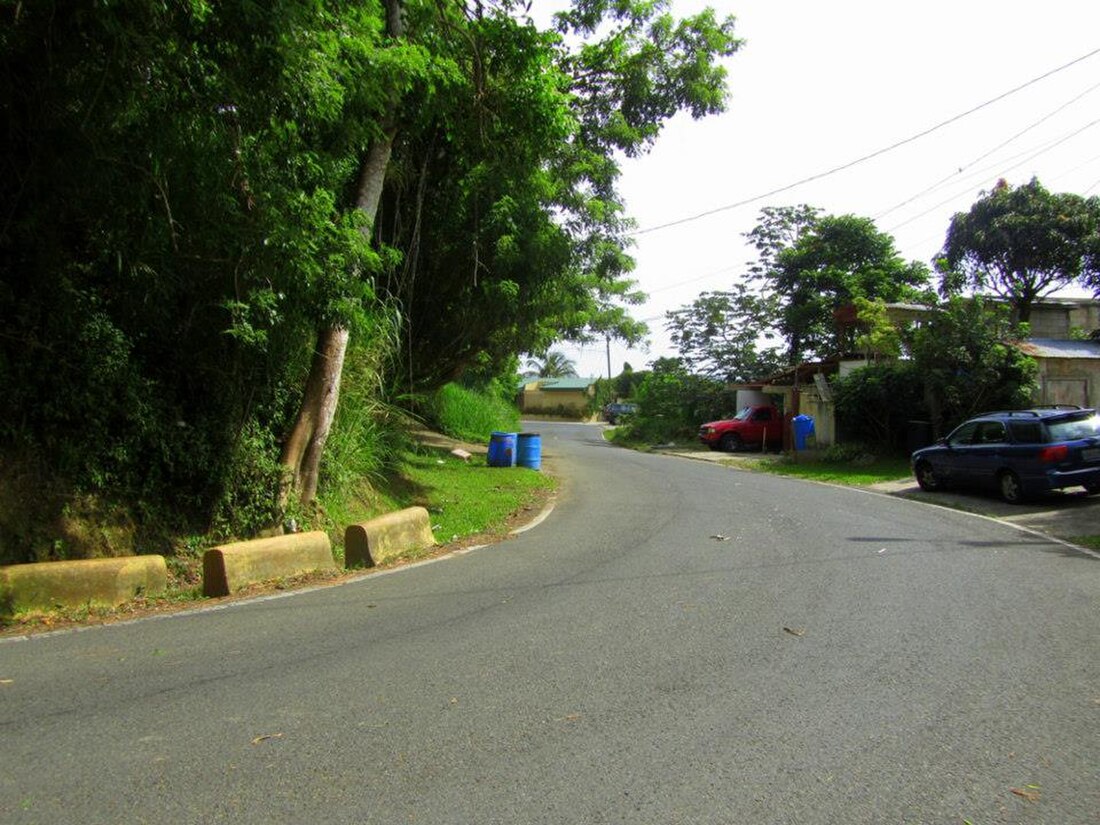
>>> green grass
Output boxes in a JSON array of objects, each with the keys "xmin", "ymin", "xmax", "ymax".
[
  {"xmin": 377, "ymin": 447, "xmax": 555, "ymax": 545},
  {"xmin": 750, "ymin": 454, "xmax": 913, "ymax": 486},
  {"xmin": 1068, "ymin": 535, "xmax": 1100, "ymax": 550},
  {"xmin": 428, "ymin": 383, "xmax": 520, "ymax": 443}
]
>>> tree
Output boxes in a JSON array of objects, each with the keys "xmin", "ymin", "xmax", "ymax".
[
  {"xmin": 279, "ymin": 0, "xmax": 408, "ymax": 509},
  {"xmin": 938, "ymin": 177, "xmax": 1100, "ymax": 321},
  {"xmin": 0, "ymin": 0, "xmax": 744, "ymax": 550},
  {"xmin": 1, "ymin": 0, "xmax": 388, "ymax": 534},
  {"xmin": 665, "ymin": 284, "xmax": 783, "ymax": 381},
  {"xmin": 832, "ymin": 360, "xmax": 925, "ymax": 450},
  {"xmin": 852, "ymin": 297, "xmax": 903, "ymax": 361},
  {"xmin": 526, "ymin": 351, "xmax": 578, "ymax": 378},
  {"xmin": 910, "ymin": 296, "xmax": 1037, "ymax": 438},
  {"xmin": 377, "ymin": 0, "xmax": 741, "ymax": 391},
  {"xmin": 755, "ymin": 212, "xmax": 931, "ymax": 362},
  {"xmin": 630, "ymin": 358, "xmax": 734, "ymax": 442}
]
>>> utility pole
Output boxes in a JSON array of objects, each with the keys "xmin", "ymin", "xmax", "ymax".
[{"xmin": 605, "ymin": 334, "xmax": 612, "ymax": 381}]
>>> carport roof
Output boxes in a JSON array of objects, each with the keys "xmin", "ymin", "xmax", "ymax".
[{"xmin": 1014, "ymin": 338, "xmax": 1100, "ymax": 359}]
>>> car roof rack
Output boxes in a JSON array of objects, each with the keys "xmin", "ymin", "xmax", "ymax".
[
  {"xmin": 973, "ymin": 410, "xmax": 1041, "ymax": 418},
  {"xmin": 972, "ymin": 405, "xmax": 1084, "ymax": 418}
]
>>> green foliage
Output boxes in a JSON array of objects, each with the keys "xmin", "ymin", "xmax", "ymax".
[
  {"xmin": 910, "ymin": 296, "xmax": 1038, "ymax": 437},
  {"xmin": 426, "ymin": 384, "xmax": 520, "ymax": 444},
  {"xmin": 939, "ymin": 178, "xmax": 1100, "ymax": 320},
  {"xmin": 761, "ymin": 213, "xmax": 932, "ymax": 362},
  {"xmin": 526, "ymin": 351, "xmax": 578, "ymax": 378},
  {"xmin": 381, "ymin": 0, "xmax": 739, "ymax": 391},
  {"xmin": 853, "ymin": 297, "xmax": 903, "ymax": 360},
  {"xmin": 0, "ymin": 0, "xmax": 398, "ymax": 549},
  {"xmin": 832, "ymin": 297, "xmax": 1038, "ymax": 449},
  {"xmin": 0, "ymin": 0, "xmax": 742, "ymax": 558},
  {"xmin": 666, "ymin": 285, "xmax": 784, "ymax": 381},
  {"xmin": 208, "ymin": 421, "xmax": 288, "ymax": 540},
  {"xmin": 627, "ymin": 358, "xmax": 734, "ymax": 442},
  {"xmin": 832, "ymin": 361, "xmax": 926, "ymax": 451}
]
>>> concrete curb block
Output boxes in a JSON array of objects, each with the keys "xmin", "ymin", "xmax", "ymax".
[
  {"xmin": 345, "ymin": 506, "xmax": 436, "ymax": 568},
  {"xmin": 0, "ymin": 556, "xmax": 168, "ymax": 615},
  {"xmin": 203, "ymin": 531, "xmax": 336, "ymax": 597}
]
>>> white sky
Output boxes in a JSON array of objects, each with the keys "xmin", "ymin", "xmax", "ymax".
[{"xmin": 550, "ymin": 0, "xmax": 1100, "ymax": 379}]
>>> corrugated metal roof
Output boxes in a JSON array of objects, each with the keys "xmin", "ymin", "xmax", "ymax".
[{"xmin": 1014, "ymin": 338, "xmax": 1100, "ymax": 359}]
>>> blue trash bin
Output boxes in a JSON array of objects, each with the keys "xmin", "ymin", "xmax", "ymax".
[
  {"xmin": 487, "ymin": 431, "xmax": 518, "ymax": 467},
  {"xmin": 792, "ymin": 415, "xmax": 815, "ymax": 450},
  {"xmin": 516, "ymin": 432, "xmax": 542, "ymax": 470}
]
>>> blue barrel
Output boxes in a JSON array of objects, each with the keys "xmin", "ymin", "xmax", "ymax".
[
  {"xmin": 792, "ymin": 414, "xmax": 815, "ymax": 450},
  {"xmin": 516, "ymin": 432, "xmax": 542, "ymax": 470},
  {"xmin": 487, "ymin": 431, "xmax": 517, "ymax": 467}
]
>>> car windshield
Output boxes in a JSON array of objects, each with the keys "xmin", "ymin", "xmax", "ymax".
[
  {"xmin": 733, "ymin": 407, "xmax": 753, "ymax": 421},
  {"xmin": 1047, "ymin": 414, "xmax": 1100, "ymax": 441}
]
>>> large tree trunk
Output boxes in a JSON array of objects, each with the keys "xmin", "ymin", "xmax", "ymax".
[
  {"xmin": 279, "ymin": 325, "xmax": 349, "ymax": 508},
  {"xmin": 278, "ymin": 0, "xmax": 404, "ymax": 511}
]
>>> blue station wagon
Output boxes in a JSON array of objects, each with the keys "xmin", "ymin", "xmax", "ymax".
[{"xmin": 911, "ymin": 406, "xmax": 1100, "ymax": 503}]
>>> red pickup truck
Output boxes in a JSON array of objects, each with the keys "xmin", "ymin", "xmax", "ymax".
[{"xmin": 698, "ymin": 404, "xmax": 784, "ymax": 452}]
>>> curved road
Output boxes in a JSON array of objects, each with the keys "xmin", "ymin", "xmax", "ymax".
[{"xmin": 2, "ymin": 422, "xmax": 1097, "ymax": 823}]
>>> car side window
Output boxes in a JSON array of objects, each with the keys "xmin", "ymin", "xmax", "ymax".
[
  {"xmin": 975, "ymin": 421, "xmax": 1007, "ymax": 444},
  {"xmin": 1009, "ymin": 421, "xmax": 1043, "ymax": 443},
  {"xmin": 947, "ymin": 422, "xmax": 978, "ymax": 446},
  {"xmin": 753, "ymin": 410, "xmax": 772, "ymax": 421}
]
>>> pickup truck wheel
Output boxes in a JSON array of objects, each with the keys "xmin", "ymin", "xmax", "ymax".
[{"xmin": 719, "ymin": 433, "xmax": 742, "ymax": 452}]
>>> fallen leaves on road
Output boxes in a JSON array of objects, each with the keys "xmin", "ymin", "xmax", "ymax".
[
  {"xmin": 1009, "ymin": 786, "xmax": 1040, "ymax": 802},
  {"xmin": 782, "ymin": 626, "xmax": 805, "ymax": 637},
  {"xmin": 250, "ymin": 733, "xmax": 284, "ymax": 746},
  {"xmin": 710, "ymin": 534, "xmax": 730, "ymax": 541},
  {"xmin": 0, "ymin": 678, "xmax": 13, "ymax": 685}
]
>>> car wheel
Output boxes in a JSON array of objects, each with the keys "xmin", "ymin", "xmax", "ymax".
[
  {"xmin": 998, "ymin": 470, "xmax": 1025, "ymax": 504},
  {"xmin": 914, "ymin": 461, "xmax": 940, "ymax": 492},
  {"xmin": 720, "ymin": 433, "xmax": 742, "ymax": 452}
]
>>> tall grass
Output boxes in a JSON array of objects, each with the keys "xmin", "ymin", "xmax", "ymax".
[{"xmin": 428, "ymin": 383, "xmax": 521, "ymax": 442}]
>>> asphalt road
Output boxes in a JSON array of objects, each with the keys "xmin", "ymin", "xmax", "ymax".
[{"xmin": 2, "ymin": 422, "xmax": 1097, "ymax": 824}]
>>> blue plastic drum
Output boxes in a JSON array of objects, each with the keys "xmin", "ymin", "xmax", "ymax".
[
  {"xmin": 487, "ymin": 431, "xmax": 518, "ymax": 467},
  {"xmin": 516, "ymin": 432, "xmax": 542, "ymax": 470}
]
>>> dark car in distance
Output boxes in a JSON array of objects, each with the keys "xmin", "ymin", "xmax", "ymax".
[
  {"xmin": 603, "ymin": 402, "xmax": 638, "ymax": 425},
  {"xmin": 911, "ymin": 406, "xmax": 1100, "ymax": 503}
]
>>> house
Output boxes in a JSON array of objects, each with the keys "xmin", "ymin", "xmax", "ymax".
[
  {"xmin": 725, "ymin": 297, "xmax": 1100, "ymax": 451},
  {"xmin": 517, "ymin": 377, "xmax": 598, "ymax": 417},
  {"xmin": 1018, "ymin": 297, "xmax": 1100, "ymax": 339},
  {"xmin": 1013, "ymin": 338, "xmax": 1100, "ymax": 408},
  {"xmin": 727, "ymin": 357, "xmax": 852, "ymax": 450}
]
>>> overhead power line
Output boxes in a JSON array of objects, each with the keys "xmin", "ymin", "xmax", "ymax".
[
  {"xmin": 876, "ymin": 77, "xmax": 1100, "ymax": 220},
  {"xmin": 629, "ymin": 46, "xmax": 1100, "ymax": 237},
  {"xmin": 885, "ymin": 115, "xmax": 1100, "ymax": 234}
]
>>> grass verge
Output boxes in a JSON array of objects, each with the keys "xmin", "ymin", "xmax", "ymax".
[
  {"xmin": 1, "ymin": 440, "xmax": 556, "ymax": 636},
  {"xmin": 747, "ymin": 454, "xmax": 913, "ymax": 486}
]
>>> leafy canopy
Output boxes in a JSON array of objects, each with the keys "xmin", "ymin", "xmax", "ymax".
[{"xmin": 938, "ymin": 177, "xmax": 1100, "ymax": 321}]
